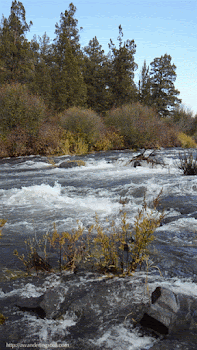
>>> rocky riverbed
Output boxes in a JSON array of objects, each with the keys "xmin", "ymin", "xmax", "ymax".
[{"xmin": 1, "ymin": 268, "xmax": 197, "ymax": 350}]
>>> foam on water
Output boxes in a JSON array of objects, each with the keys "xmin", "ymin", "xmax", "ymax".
[
  {"xmin": 91, "ymin": 324, "xmax": 156, "ymax": 350},
  {"xmin": 0, "ymin": 181, "xmax": 121, "ymax": 214}
]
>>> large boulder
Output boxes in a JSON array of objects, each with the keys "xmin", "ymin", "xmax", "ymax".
[{"xmin": 140, "ymin": 286, "xmax": 197, "ymax": 335}]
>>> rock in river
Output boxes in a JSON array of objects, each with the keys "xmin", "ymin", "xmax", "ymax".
[{"xmin": 140, "ymin": 286, "xmax": 197, "ymax": 335}]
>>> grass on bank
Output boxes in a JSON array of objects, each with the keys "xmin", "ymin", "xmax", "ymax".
[{"xmin": 13, "ymin": 192, "xmax": 164, "ymax": 276}]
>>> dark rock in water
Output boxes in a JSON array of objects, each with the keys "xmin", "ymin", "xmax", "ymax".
[
  {"xmin": 59, "ymin": 161, "xmax": 80, "ymax": 168},
  {"xmin": 17, "ymin": 305, "xmax": 46, "ymax": 319},
  {"xmin": 133, "ymin": 160, "xmax": 141, "ymax": 168},
  {"xmin": 40, "ymin": 286, "xmax": 66, "ymax": 319},
  {"xmin": 16, "ymin": 295, "xmax": 44, "ymax": 309},
  {"xmin": 140, "ymin": 286, "xmax": 197, "ymax": 335}
]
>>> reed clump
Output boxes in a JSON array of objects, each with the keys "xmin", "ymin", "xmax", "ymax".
[
  {"xmin": 14, "ymin": 231, "xmax": 51, "ymax": 274},
  {"xmin": 14, "ymin": 192, "xmax": 164, "ymax": 276},
  {"xmin": 0, "ymin": 313, "xmax": 7, "ymax": 325},
  {"xmin": 178, "ymin": 151, "xmax": 197, "ymax": 175},
  {"xmin": 0, "ymin": 219, "xmax": 7, "ymax": 238}
]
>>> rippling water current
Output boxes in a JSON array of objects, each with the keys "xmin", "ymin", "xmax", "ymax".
[{"xmin": 1, "ymin": 148, "xmax": 197, "ymax": 349}]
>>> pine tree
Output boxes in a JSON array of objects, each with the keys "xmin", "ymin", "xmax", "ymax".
[
  {"xmin": 138, "ymin": 60, "xmax": 151, "ymax": 106},
  {"xmin": 83, "ymin": 36, "xmax": 110, "ymax": 114},
  {"xmin": 0, "ymin": 0, "xmax": 33, "ymax": 84},
  {"xmin": 50, "ymin": 3, "xmax": 87, "ymax": 111},
  {"xmin": 29, "ymin": 33, "xmax": 53, "ymax": 105},
  {"xmin": 149, "ymin": 54, "xmax": 181, "ymax": 117},
  {"xmin": 107, "ymin": 25, "xmax": 138, "ymax": 107}
]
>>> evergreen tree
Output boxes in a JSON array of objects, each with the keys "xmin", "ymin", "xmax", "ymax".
[
  {"xmin": 0, "ymin": 0, "xmax": 33, "ymax": 84},
  {"xmin": 149, "ymin": 54, "xmax": 181, "ymax": 117},
  {"xmin": 29, "ymin": 33, "xmax": 53, "ymax": 105},
  {"xmin": 107, "ymin": 25, "xmax": 138, "ymax": 107},
  {"xmin": 138, "ymin": 60, "xmax": 151, "ymax": 106},
  {"xmin": 83, "ymin": 36, "xmax": 110, "ymax": 114},
  {"xmin": 50, "ymin": 3, "xmax": 87, "ymax": 111}
]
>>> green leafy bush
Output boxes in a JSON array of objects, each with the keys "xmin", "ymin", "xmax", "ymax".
[
  {"xmin": 0, "ymin": 83, "xmax": 46, "ymax": 136},
  {"xmin": 59, "ymin": 107, "xmax": 104, "ymax": 149}
]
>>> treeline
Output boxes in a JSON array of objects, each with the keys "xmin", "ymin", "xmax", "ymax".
[{"xmin": 0, "ymin": 1, "xmax": 197, "ymax": 157}]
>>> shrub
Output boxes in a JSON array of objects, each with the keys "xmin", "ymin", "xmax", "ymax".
[
  {"xmin": 35, "ymin": 123, "xmax": 62, "ymax": 155},
  {"xmin": 177, "ymin": 132, "xmax": 196, "ymax": 148},
  {"xmin": 0, "ymin": 136, "xmax": 9, "ymax": 158},
  {"xmin": 4, "ymin": 126, "xmax": 32, "ymax": 157},
  {"xmin": 0, "ymin": 219, "xmax": 7, "ymax": 238},
  {"xmin": 14, "ymin": 193, "xmax": 164, "ymax": 276},
  {"xmin": 105, "ymin": 102, "xmax": 179, "ymax": 149},
  {"xmin": 0, "ymin": 83, "xmax": 46, "ymax": 137},
  {"xmin": 178, "ymin": 151, "xmax": 197, "ymax": 175},
  {"xmin": 94, "ymin": 129, "xmax": 124, "ymax": 151},
  {"xmin": 59, "ymin": 107, "xmax": 104, "ymax": 149}
]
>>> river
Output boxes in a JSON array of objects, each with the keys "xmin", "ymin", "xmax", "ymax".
[{"xmin": 1, "ymin": 148, "xmax": 197, "ymax": 349}]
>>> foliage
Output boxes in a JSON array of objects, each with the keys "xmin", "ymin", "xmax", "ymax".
[
  {"xmin": 149, "ymin": 54, "xmax": 181, "ymax": 117},
  {"xmin": 13, "ymin": 193, "xmax": 163, "ymax": 276},
  {"xmin": 170, "ymin": 105, "xmax": 197, "ymax": 140},
  {"xmin": 94, "ymin": 129, "xmax": 124, "ymax": 151},
  {"xmin": 105, "ymin": 102, "xmax": 178, "ymax": 148},
  {"xmin": 130, "ymin": 192, "xmax": 164, "ymax": 271},
  {"xmin": 0, "ymin": 83, "xmax": 46, "ymax": 136},
  {"xmin": 177, "ymin": 132, "xmax": 196, "ymax": 148},
  {"xmin": 0, "ymin": 2, "xmax": 189, "ymax": 158},
  {"xmin": 107, "ymin": 25, "xmax": 138, "ymax": 107},
  {"xmin": 138, "ymin": 60, "xmax": 151, "ymax": 106},
  {"xmin": 0, "ymin": 313, "xmax": 7, "ymax": 324},
  {"xmin": 178, "ymin": 151, "xmax": 197, "ymax": 175},
  {"xmin": 14, "ymin": 230, "xmax": 51, "ymax": 273},
  {"xmin": 29, "ymin": 33, "xmax": 53, "ymax": 105},
  {"xmin": 49, "ymin": 222, "xmax": 86, "ymax": 272},
  {"xmin": 82, "ymin": 36, "xmax": 110, "ymax": 114},
  {"xmin": 4, "ymin": 126, "xmax": 30, "ymax": 157},
  {"xmin": 0, "ymin": 0, "xmax": 33, "ymax": 84},
  {"xmin": 50, "ymin": 3, "xmax": 87, "ymax": 111},
  {"xmin": 0, "ymin": 219, "xmax": 7, "ymax": 238},
  {"xmin": 34, "ymin": 123, "xmax": 62, "ymax": 155},
  {"xmin": 59, "ymin": 107, "xmax": 104, "ymax": 148}
]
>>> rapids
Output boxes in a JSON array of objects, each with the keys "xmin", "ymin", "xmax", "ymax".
[{"xmin": 1, "ymin": 148, "xmax": 197, "ymax": 349}]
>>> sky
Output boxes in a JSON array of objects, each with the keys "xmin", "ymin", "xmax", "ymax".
[{"xmin": 1, "ymin": 0, "xmax": 197, "ymax": 115}]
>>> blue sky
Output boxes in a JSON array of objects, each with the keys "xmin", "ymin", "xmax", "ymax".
[{"xmin": 1, "ymin": 0, "xmax": 197, "ymax": 115}]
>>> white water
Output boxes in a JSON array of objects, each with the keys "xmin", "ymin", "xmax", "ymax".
[{"xmin": 1, "ymin": 148, "xmax": 197, "ymax": 349}]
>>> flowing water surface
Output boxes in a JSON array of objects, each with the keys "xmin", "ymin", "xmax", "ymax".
[{"xmin": 1, "ymin": 148, "xmax": 197, "ymax": 349}]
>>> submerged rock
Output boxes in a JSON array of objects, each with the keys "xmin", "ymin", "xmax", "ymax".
[{"xmin": 59, "ymin": 160, "xmax": 85, "ymax": 168}]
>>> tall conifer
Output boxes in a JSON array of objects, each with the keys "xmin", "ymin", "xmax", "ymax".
[
  {"xmin": 149, "ymin": 54, "xmax": 181, "ymax": 117},
  {"xmin": 107, "ymin": 25, "xmax": 138, "ymax": 107},
  {"xmin": 0, "ymin": 0, "xmax": 33, "ymax": 84},
  {"xmin": 83, "ymin": 36, "xmax": 110, "ymax": 113},
  {"xmin": 51, "ymin": 3, "xmax": 87, "ymax": 111}
]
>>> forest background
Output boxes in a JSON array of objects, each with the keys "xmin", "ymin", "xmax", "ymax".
[{"xmin": 0, "ymin": 0, "xmax": 197, "ymax": 158}]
